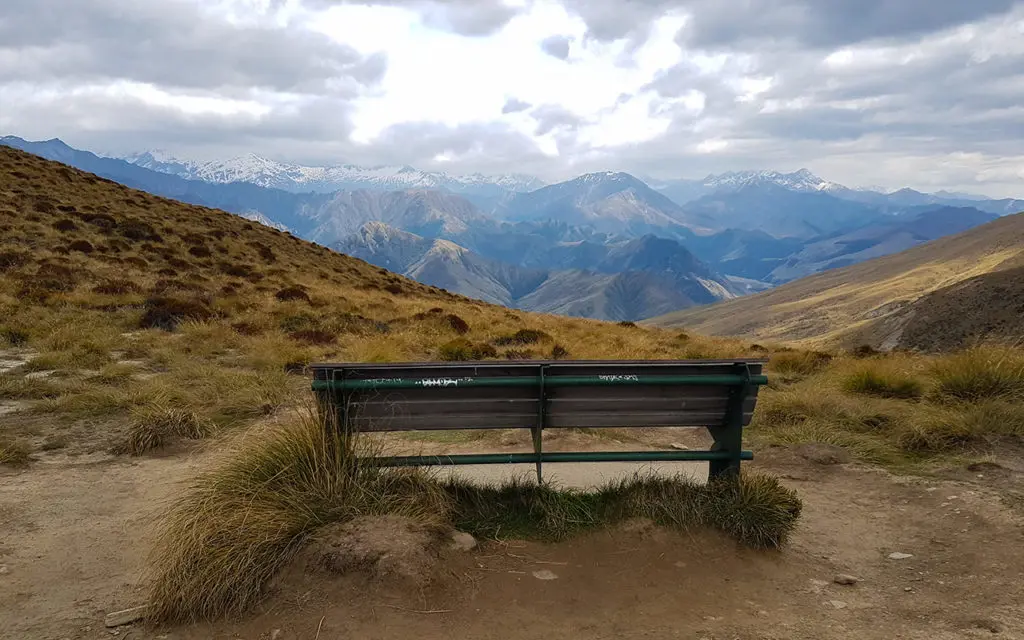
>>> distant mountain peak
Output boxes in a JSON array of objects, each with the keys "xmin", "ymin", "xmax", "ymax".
[
  {"xmin": 576, "ymin": 171, "xmax": 638, "ymax": 184},
  {"xmin": 701, "ymin": 168, "xmax": 840, "ymax": 193}
]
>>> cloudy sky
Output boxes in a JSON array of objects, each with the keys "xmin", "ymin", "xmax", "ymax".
[{"xmin": 2, "ymin": 0, "xmax": 1023, "ymax": 195}]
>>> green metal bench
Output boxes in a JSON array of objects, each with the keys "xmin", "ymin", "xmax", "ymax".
[{"xmin": 310, "ymin": 359, "xmax": 767, "ymax": 482}]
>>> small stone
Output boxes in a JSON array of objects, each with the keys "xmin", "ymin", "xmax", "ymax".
[
  {"xmin": 833, "ymin": 574, "xmax": 859, "ymax": 585},
  {"xmin": 828, "ymin": 600, "xmax": 848, "ymax": 610},
  {"xmin": 888, "ymin": 552, "xmax": 914, "ymax": 560},
  {"xmin": 0, "ymin": 565, "xmax": 8, "ymax": 575},
  {"xmin": 904, "ymin": 586, "xmax": 913, "ymax": 592},
  {"xmin": 449, "ymin": 531, "xmax": 477, "ymax": 552},
  {"xmin": 532, "ymin": 569, "xmax": 558, "ymax": 580},
  {"xmin": 669, "ymin": 443, "xmax": 689, "ymax": 450},
  {"xmin": 271, "ymin": 629, "xmax": 282, "ymax": 640}
]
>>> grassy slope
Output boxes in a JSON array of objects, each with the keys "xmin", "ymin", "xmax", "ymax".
[
  {"xmin": 0, "ymin": 145, "xmax": 751, "ymax": 456},
  {"xmin": 649, "ymin": 212, "xmax": 1024, "ymax": 348}
]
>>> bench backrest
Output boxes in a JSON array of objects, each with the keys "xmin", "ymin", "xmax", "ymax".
[{"xmin": 311, "ymin": 359, "xmax": 767, "ymax": 432}]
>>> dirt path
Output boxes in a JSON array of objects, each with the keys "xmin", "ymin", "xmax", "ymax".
[{"xmin": 1, "ymin": 437, "xmax": 1023, "ymax": 640}]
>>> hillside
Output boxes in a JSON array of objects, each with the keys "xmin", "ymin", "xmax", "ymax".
[
  {"xmin": 336, "ymin": 223, "xmax": 739, "ymax": 320},
  {"xmin": 764, "ymin": 206, "xmax": 997, "ymax": 283},
  {"xmin": 650, "ymin": 212, "xmax": 1024, "ymax": 348},
  {"xmin": 896, "ymin": 265, "xmax": 1024, "ymax": 352}
]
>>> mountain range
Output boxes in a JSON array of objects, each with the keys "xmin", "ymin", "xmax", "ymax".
[
  {"xmin": 336, "ymin": 223, "xmax": 740, "ymax": 320},
  {"xmin": 4, "ymin": 134, "xmax": 1022, "ymax": 323},
  {"xmin": 122, "ymin": 149, "xmax": 546, "ymax": 197}
]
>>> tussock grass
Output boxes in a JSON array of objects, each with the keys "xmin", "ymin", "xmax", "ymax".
[
  {"xmin": 841, "ymin": 362, "xmax": 924, "ymax": 399},
  {"xmin": 0, "ymin": 373, "xmax": 65, "ymax": 400},
  {"xmin": 147, "ymin": 410, "xmax": 448, "ymax": 622},
  {"xmin": 767, "ymin": 350, "xmax": 833, "ymax": 376},
  {"xmin": 115, "ymin": 402, "xmax": 213, "ymax": 455},
  {"xmin": 929, "ymin": 347, "xmax": 1024, "ymax": 403},
  {"xmin": 445, "ymin": 472, "xmax": 801, "ymax": 548},
  {"xmin": 147, "ymin": 411, "xmax": 802, "ymax": 622},
  {"xmin": 0, "ymin": 438, "xmax": 33, "ymax": 465},
  {"xmin": 899, "ymin": 401, "xmax": 1024, "ymax": 453}
]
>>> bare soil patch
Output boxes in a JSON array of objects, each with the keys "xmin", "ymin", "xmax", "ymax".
[{"xmin": 1, "ymin": 430, "xmax": 1023, "ymax": 640}]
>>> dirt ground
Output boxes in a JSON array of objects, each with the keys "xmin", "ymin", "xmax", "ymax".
[{"xmin": 2, "ymin": 428, "xmax": 1023, "ymax": 640}]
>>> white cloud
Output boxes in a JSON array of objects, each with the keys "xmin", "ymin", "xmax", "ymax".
[{"xmin": 2, "ymin": 0, "xmax": 1024, "ymax": 196}]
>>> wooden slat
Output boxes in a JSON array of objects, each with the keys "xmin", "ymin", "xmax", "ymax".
[
  {"xmin": 547, "ymin": 412, "xmax": 749, "ymax": 428},
  {"xmin": 347, "ymin": 414, "xmax": 538, "ymax": 431},
  {"xmin": 345, "ymin": 410, "xmax": 755, "ymax": 431},
  {"xmin": 350, "ymin": 398, "xmax": 539, "ymax": 419},
  {"xmin": 312, "ymin": 359, "xmax": 766, "ymax": 382}
]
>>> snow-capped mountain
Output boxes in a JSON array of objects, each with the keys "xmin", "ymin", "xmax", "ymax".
[
  {"xmin": 701, "ymin": 168, "xmax": 842, "ymax": 193},
  {"xmin": 117, "ymin": 150, "xmax": 545, "ymax": 197}
]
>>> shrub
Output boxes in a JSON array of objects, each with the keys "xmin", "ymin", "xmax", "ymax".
[
  {"xmin": 92, "ymin": 279, "xmax": 140, "ymax": 295},
  {"xmin": 437, "ymin": 338, "xmax": 498, "ymax": 361},
  {"xmin": 275, "ymin": 285, "xmax": 310, "ymax": 303},
  {"xmin": 288, "ymin": 329, "xmax": 336, "ymax": 346},
  {"xmin": 617, "ymin": 321, "xmax": 638, "ymax": 328},
  {"xmin": 119, "ymin": 219, "xmax": 159, "ymax": 241},
  {"xmin": 52, "ymin": 219, "xmax": 78, "ymax": 232},
  {"xmin": 550, "ymin": 344, "xmax": 570, "ymax": 360},
  {"xmin": 0, "ymin": 250, "xmax": 29, "ymax": 271},
  {"xmin": 220, "ymin": 263, "xmax": 255, "ymax": 278},
  {"xmin": 841, "ymin": 366, "xmax": 923, "ymax": 400},
  {"xmin": 188, "ymin": 246, "xmax": 212, "ymax": 259},
  {"xmin": 493, "ymin": 328, "xmax": 551, "ymax": 346},
  {"xmin": 383, "ymin": 283, "xmax": 404, "ymax": 295},
  {"xmin": 0, "ymin": 327, "xmax": 30, "ymax": 347},
  {"xmin": 442, "ymin": 314, "xmax": 470, "ymax": 334},
  {"xmin": 929, "ymin": 347, "xmax": 1024, "ymax": 403},
  {"xmin": 81, "ymin": 212, "xmax": 117, "ymax": 229},
  {"xmin": 139, "ymin": 296, "xmax": 216, "ymax": 331}
]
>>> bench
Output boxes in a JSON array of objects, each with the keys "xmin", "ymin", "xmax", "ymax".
[{"xmin": 310, "ymin": 359, "xmax": 767, "ymax": 482}]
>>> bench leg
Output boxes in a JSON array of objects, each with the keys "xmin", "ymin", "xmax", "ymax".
[
  {"xmin": 708, "ymin": 424, "xmax": 742, "ymax": 479},
  {"xmin": 531, "ymin": 425, "xmax": 543, "ymax": 484}
]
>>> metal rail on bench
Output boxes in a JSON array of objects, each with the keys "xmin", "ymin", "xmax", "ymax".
[{"xmin": 310, "ymin": 359, "xmax": 767, "ymax": 483}]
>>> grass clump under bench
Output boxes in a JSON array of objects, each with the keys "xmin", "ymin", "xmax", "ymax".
[{"xmin": 145, "ymin": 409, "xmax": 802, "ymax": 623}]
